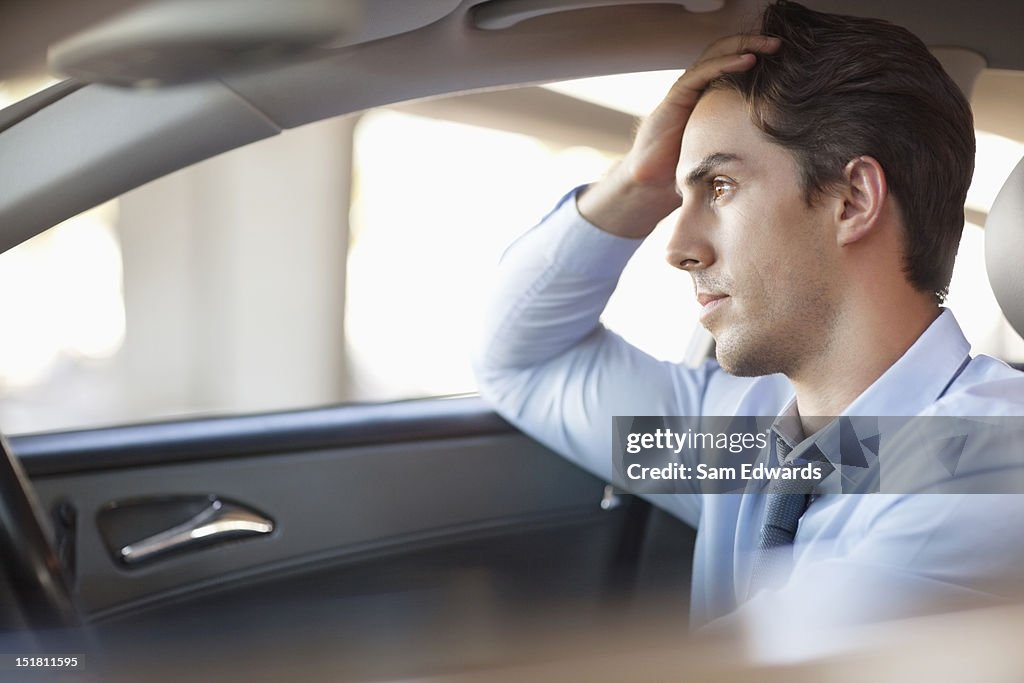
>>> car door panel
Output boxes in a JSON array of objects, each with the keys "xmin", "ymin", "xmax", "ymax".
[
  {"xmin": 11, "ymin": 396, "xmax": 695, "ymax": 679},
  {"xmin": 19, "ymin": 398, "xmax": 618, "ymax": 615}
]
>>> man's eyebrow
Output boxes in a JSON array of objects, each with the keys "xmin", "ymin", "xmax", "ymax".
[{"xmin": 679, "ymin": 153, "xmax": 743, "ymax": 193}]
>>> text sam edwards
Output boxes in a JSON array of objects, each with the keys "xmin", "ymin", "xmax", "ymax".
[{"xmin": 626, "ymin": 462, "xmax": 824, "ymax": 481}]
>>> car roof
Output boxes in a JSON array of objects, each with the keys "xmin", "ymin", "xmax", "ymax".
[{"xmin": 1, "ymin": 0, "xmax": 1022, "ymax": 253}]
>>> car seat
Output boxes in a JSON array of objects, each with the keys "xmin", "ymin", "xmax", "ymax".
[{"xmin": 985, "ymin": 155, "xmax": 1024, "ymax": 371}]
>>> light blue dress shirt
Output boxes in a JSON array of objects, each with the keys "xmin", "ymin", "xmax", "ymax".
[{"xmin": 474, "ymin": 190, "xmax": 1024, "ymax": 658}]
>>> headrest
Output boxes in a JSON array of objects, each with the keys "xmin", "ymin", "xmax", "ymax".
[{"xmin": 985, "ymin": 155, "xmax": 1024, "ymax": 338}]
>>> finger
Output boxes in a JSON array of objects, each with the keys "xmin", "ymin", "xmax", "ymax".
[
  {"xmin": 661, "ymin": 53, "xmax": 759, "ymax": 109},
  {"xmin": 689, "ymin": 51, "xmax": 762, "ymax": 84},
  {"xmin": 699, "ymin": 33, "xmax": 781, "ymax": 62}
]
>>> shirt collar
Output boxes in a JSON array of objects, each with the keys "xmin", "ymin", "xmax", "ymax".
[
  {"xmin": 841, "ymin": 308, "xmax": 971, "ymax": 418},
  {"xmin": 770, "ymin": 308, "xmax": 972, "ymax": 492}
]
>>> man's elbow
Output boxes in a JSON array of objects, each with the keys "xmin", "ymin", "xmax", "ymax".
[{"xmin": 472, "ymin": 355, "xmax": 529, "ymax": 424}]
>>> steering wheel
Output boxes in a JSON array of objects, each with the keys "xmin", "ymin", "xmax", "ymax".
[{"xmin": 0, "ymin": 433, "xmax": 79, "ymax": 631}]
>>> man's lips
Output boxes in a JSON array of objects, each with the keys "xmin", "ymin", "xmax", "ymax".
[
  {"xmin": 697, "ymin": 293, "xmax": 729, "ymax": 307},
  {"xmin": 697, "ymin": 293, "xmax": 730, "ymax": 322}
]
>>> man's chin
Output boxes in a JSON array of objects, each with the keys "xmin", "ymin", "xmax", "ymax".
[{"xmin": 713, "ymin": 338, "xmax": 780, "ymax": 378}]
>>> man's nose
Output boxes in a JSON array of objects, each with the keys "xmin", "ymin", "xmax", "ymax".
[{"xmin": 665, "ymin": 205, "xmax": 715, "ymax": 272}]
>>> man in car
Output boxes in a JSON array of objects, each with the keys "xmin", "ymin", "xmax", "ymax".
[{"xmin": 474, "ymin": 0, "xmax": 1024, "ymax": 652}]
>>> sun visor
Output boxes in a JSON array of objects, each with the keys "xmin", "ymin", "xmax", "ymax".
[{"xmin": 47, "ymin": 0, "xmax": 462, "ymax": 88}]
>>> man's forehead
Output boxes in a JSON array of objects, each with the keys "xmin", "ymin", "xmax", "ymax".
[{"xmin": 676, "ymin": 90, "xmax": 778, "ymax": 181}]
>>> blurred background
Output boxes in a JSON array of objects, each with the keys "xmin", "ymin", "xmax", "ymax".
[{"xmin": 0, "ymin": 68, "xmax": 1022, "ymax": 435}]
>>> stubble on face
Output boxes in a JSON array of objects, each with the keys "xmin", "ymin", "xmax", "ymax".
[
  {"xmin": 676, "ymin": 90, "xmax": 843, "ymax": 379},
  {"xmin": 711, "ymin": 252, "xmax": 839, "ymax": 379},
  {"xmin": 709, "ymin": 192, "xmax": 842, "ymax": 379}
]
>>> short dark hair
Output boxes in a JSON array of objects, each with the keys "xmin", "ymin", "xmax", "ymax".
[{"xmin": 709, "ymin": 0, "xmax": 975, "ymax": 303}]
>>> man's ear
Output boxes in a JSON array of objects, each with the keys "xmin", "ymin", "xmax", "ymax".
[{"xmin": 835, "ymin": 156, "xmax": 887, "ymax": 247}]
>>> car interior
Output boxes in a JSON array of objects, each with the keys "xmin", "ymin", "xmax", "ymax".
[{"xmin": 1, "ymin": 1, "xmax": 1023, "ymax": 680}]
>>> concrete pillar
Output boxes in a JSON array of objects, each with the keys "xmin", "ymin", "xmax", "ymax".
[{"xmin": 116, "ymin": 115, "xmax": 356, "ymax": 421}]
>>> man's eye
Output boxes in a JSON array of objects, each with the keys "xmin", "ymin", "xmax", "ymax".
[{"xmin": 711, "ymin": 178, "xmax": 734, "ymax": 202}]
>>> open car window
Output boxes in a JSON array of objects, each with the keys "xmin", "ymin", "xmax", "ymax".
[{"xmin": 0, "ymin": 71, "xmax": 1021, "ymax": 435}]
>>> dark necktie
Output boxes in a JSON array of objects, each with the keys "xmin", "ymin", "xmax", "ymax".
[{"xmin": 749, "ymin": 434, "xmax": 818, "ymax": 594}]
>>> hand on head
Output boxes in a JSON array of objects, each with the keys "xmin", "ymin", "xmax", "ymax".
[{"xmin": 577, "ymin": 34, "xmax": 780, "ymax": 238}]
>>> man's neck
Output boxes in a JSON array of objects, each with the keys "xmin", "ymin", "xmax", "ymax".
[{"xmin": 789, "ymin": 298, "xmax": 941, "ymax": 437}]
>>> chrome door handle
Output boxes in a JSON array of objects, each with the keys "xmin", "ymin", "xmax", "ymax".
[{"xmin": 119, "ymin": 497, "xmax": 274, "ymax": 566}]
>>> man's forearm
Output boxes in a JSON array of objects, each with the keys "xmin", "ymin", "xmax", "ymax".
[
  {"xmin": 474, "ymin": 191, "xmax": 641, "ymax": 373},
  {"xmin": 576, "ymin": 163, "xmax": 680, "ymax": 239}
]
